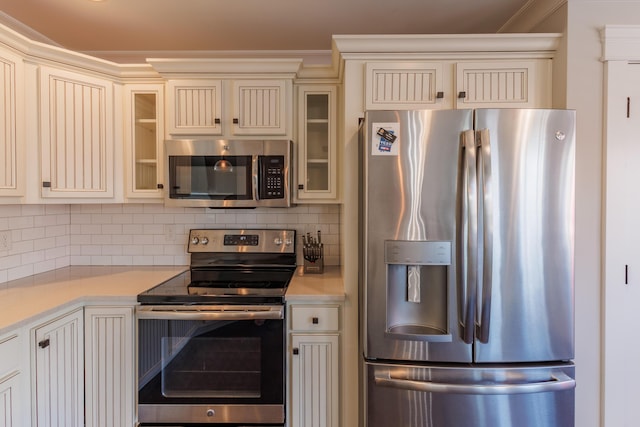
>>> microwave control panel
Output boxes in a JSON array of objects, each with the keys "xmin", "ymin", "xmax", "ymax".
[{"xmin": 260, "ymin": 156, "xmax": 286, "ymax": 199}]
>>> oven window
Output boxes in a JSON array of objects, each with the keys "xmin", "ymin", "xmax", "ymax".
[
  {"xmin": 169, "ymin": 155, "xmax": 253, "ymax": 200},
  {"xmin": 162, "ymin": 336, "xmax": 261, "ymax": 398},
  {"xmin": 138, "ymin": 317, "xmax": 284, "ymax": 405}
]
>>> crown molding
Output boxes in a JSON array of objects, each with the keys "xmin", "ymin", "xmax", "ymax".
[
  {"xmin": 498, "ymin": 0, "xmax": 567, "ymax": 33},
  {"xmin": 332, "ymin": 33, "xmax": 561, "ymax": 60}
]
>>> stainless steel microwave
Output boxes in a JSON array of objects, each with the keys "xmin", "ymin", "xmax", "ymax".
[{"xmin": 164, "ymin": 139, "xmax": 292, "ymax": 208}]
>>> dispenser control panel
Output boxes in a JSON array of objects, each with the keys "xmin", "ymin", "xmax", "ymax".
[{"xmin": 384, "ymin": 240, "xmax": 451, "ymax": 265}]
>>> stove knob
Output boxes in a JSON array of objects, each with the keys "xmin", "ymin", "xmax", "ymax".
[
  {"xmin": 285, "ymin": 238, "xmax": 293, "ymax": 246},
  {"xmin": 206, "ymin": 408, "xmax": 215, "ymax": 417},
  {"xmin": 191, "ymin": 236, "xmax": 199, "ymax": 245},
  {"xmin": 274, "ymin": 237, "xmax": 283, "ymax": 246},
  {"xmin": 201, "ymin": 237, "xmax": 209, "ymax": 245}
]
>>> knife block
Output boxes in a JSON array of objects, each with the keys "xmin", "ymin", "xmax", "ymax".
[{"xmin": 303, "ymin": 257, "xmax": 324, "ymax": 274}]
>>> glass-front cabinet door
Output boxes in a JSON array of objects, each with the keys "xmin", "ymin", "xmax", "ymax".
[
  {"xmin": 296, "ymin": 85, "xmax": 338, "ymax": 202},
  {"xmin": 124, "ymin": 84, "xmax": 164, "ymax": 198}
]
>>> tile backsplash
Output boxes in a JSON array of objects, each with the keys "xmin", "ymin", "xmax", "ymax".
[{"xmin": 0, "ymin": 203, "xmax": 340, "ymax": 286}]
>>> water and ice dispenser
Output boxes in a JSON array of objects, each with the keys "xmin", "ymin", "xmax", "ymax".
[{"xmin": 384, "ymin": 240, "xmax": 452, "ymax": 342}]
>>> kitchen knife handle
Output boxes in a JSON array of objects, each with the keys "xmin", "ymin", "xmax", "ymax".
[{"xmin": 460, "ymin": 130, "xmax": 478, "ymax": 344}]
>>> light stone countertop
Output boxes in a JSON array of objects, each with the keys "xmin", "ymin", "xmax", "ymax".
[
  {"xmin": 285, "ymin": 266, "xmax": 345, "ymax": 302},
  {"xmin": 0, "ymin": 266, "xmax": 187, "ymax": 335},
  {"xmin": 0, "ymin": 264, "xmax": 344, "ymax": 336}
]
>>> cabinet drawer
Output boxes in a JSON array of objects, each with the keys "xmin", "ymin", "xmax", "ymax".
[
  {"xmin": 0, "ymin": 333, "xmax": 20, "ymax": 375},
  {"xmin": 290, "ymin": 305, "xmax": 339, "ymax": 332}
]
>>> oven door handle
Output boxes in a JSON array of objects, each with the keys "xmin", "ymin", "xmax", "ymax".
[{"xmin": 136, "ymin": 305, "xmax": 284, "ymax": 321}]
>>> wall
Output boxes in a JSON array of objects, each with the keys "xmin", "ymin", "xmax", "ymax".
[
  {"xmin": 0, "ymin": 203, "xmax": 341, "ymax": 287},
  {"xmin": 564, "ymin": 2, "xmax": 640, "ymax": 426}
]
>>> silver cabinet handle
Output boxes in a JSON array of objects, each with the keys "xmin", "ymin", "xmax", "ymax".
[
  {"xmin": 136, "ymin": 305, "xmax": 283, "ymax": 321},
  {"xmin": 460, "ymin": 130, "xmax": 478, "ymax": 344},
  {"xmin": 375, "ymin": 372, "xmax": 575, "ymax": 395}
]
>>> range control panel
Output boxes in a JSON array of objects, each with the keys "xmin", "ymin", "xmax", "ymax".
[{"xmin": 188, "ymin": 229, "xmax": 295, "ymax": 253}]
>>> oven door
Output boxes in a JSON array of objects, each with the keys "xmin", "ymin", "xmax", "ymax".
[{"xmin": 136, "ymin": 305, "xmax": 285, "ymax": 425}]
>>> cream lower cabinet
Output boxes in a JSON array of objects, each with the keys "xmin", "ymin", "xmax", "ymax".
[
  {"xmin": 84, "ymin": 306, "xmax": 135, "ymax": 427},
  {"xmin": 0, "ymin": 332, "xmax": 25, "ymax": 427},
  {"xmin": 289, "ymin": 304, "xmax": 340, "ymax": 427},
  {"xmin": 32, "ymin": 307, "xmax": 84, "ymax": 427}
]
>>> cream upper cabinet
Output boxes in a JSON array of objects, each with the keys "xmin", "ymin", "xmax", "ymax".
[
  {"xmin": 295, "ymin": 85, "xmax": 339, "ymax": 202},
  {"xmin": 454, "ymin": 60, "xmax": 550, "ymax": 109},
  {"xmin": 0, "ymin": 47, "xmax": 24, "ymax": 199},
  {"xmin": 39, "ymin": 66, "xmax": 115, "ymax": 199},
  {"xmin": 365, "ymin": 59, "xmax": 551, "ymax": 110},
  {"xmin": 166, "ymin": 79, "xmax": 223, "ymax": 135},
  {"xmin": 124, "ymin": 83, "xmax": 165, "ymax": 199},
  {"xmin": 166, "ymin": 79, "xmax": 291, "ymax": 137},
  {"xmin": 231, "ymin": 79, "xmax": 289, "ymax": 135},
  {"xmin": 365, "ymin": 62, "xmax": 450, "ymax": 110}
]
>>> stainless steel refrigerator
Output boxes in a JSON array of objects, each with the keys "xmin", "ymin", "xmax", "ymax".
[{"xmin": 360, "ymin": 109, "xmax": 576, "ymax": 427}]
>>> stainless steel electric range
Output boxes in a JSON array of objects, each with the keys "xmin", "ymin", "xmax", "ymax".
[{"xmin": 136, "ymin": 228, "xmax": 296, "ymax": 427}]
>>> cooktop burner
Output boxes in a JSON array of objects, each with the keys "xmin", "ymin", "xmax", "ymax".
[{"xmin": 137, "ymin": 229, "xmax": 297, "ymax": 305}]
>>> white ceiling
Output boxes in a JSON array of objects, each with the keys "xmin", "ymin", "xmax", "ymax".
[{"xmin": 0, "ymin": 0, "xmax": 532, "ymax": 63}]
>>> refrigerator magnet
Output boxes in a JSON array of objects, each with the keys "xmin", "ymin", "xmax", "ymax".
[{"xmin": 372, "ymin": 122, "xmax": 400, "ymax": 156}]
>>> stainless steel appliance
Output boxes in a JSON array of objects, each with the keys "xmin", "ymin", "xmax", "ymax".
[
  {"xmin": 361, "ymin": 109, "xmax": 576, "ymax": 427},
  {"xmin": 164, "ymin": 139, "xmax": 292, "ymax": 208},
  {"xmin": 136, "ymin": 228, "xmax": 296, "ymax": 426}
]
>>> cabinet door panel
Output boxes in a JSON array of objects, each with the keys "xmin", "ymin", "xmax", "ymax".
[
  {"xmin": 33, "ymin": 309, "xmax": 84, "ymax": 427},
  {"xmin": 455, "ymin": 60, "xmax": 549, "ymax": 108},
  {"xmin": 40, "ymin": 66, "xmax": 114, "ymax": 198},
  {"xmin": 85, "ymin": 306, "xmax": 134, "ymax": 427},
  {"xmin": 365, "ymin": 62, "xmax": 449, "ymax": 110},
  {"xmin": 233, "ymin": 80, "xmax": 288, "ymax": 135},
  {"xmin": 0, "ymin": 48, "xmax": 23, "ymax": 197},
  {"xmin": 290, "ymin": 334, "xmax": 339, "ymax": 427},
  {"xmin": 0, "ymin": 372, "xmax": 19, "ymax": 427},
  {"xmin": 167, "ymin": 80, "xmax": 222, "ymax": 135}
]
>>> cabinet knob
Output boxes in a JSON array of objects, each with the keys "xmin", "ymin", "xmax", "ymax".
[
  {"xmin": 436, "ymin": 91, "xmax": 444, "ymax": 99},
  {"xmin": 42, "ymin": 181, "xmax": 51, "ymax": 188},
  {"xmin": 214, "ymin": 118, "xmax": 221, "ymax": 124},
  {"xmin": 298, "ymin": 184, "xmax": 304, "ymax": 190},
  {"xmin": 293, "ymin": 347, "xmax": 299, "ymax": 355},
  {"xmin": 38, "ymin": 338, "xmax": 50, "ymax": 349},
  {"xmin": 233, "ymin": 118, "xmax": 239, "ymax": 124},
  {"xmin": 312, "ymin": 317, "xmax": 319, "ymax": 324},
  {"xmin": 157, "ymin": 183, "xmax": 164, "ymax": 189},
  {"xmin": 458, "ymin": 91, "xmax": 467, "ymax": 99}
]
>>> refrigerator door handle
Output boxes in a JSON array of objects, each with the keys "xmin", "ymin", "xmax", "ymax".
[
  {"xmin": 460, "ymin": 130, "xmax": 478, "ymax": 344},
  {"xmin": 476, "ymin": 128, "xmax": 493, "ymax": 343},
  {"xmin": 374, "ymin": 372, "xmax": 575, "ymax": 395}
]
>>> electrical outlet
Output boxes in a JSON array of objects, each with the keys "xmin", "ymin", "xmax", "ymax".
[{"xmin": 0, "ymin": 230, "xmax": 11, "ymax": 251}]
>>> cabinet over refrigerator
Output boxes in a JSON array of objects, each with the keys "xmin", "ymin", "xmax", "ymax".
[{"xmin": 360, "ymin": 109, "xmax": 576, "ymax": 427}]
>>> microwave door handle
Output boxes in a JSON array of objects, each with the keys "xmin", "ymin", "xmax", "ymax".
[{"xmin": 253, "ymin": 155, "xmax": 260, "ymax": 201}]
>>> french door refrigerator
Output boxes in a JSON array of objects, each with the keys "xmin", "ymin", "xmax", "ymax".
[{"xmin": 361, "ymin": 109, "xmax": 576, "ymax": 427}]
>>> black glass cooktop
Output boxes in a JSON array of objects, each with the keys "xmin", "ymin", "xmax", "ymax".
[{"xmin": 137, "ymin": 267, "xmax": 296, "ymax": 305}]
